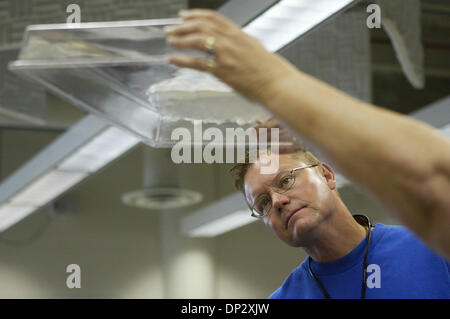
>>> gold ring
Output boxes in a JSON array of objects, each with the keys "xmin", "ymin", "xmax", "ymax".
[
  {"xmin": 206, "ymin": 59, "xmax": 216, "ymax": 73},
  {"xmin": 204, "ymin": 36, "xmax": 216, "ymax": 55}
]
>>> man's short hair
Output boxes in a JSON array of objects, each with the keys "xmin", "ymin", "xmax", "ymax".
[{"xmin": 229, "ymin": 146, "xmax": 321, "ymax": 193}]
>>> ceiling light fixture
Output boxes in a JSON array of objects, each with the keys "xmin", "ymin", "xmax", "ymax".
[
  {"xmin": 0, "ymin": 115, "xmax": 140, "ymax": 231},
  {"xmin": 243, "ymin": 0, "xmax": 358, "ymax": 52}
]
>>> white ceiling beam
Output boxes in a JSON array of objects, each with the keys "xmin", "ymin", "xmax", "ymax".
[
  {"xmin": 181, "ymin": 192, "xmax": 254, "ymax": 237},
  {"xmin": 0, "ymin": 114, "xmax": 140, "ymax": 231}
]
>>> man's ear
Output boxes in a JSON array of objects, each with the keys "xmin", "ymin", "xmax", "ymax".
[{"xmin": 319, "ymin": 163, "xmax": 336, "ymax": 190}]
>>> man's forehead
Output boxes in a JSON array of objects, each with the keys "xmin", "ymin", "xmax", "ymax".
[{"xmin": 244, "ymin": 153, "xmax": 305, "ymax": 202}]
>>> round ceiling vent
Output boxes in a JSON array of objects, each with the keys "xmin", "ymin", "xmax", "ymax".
[{"xmin": 121, "ymin": 187, "xmax": 203, "ymax": 210}]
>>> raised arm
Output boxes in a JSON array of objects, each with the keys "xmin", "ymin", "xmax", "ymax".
[{"xmin": 166, "ymin": 9, "xmax": 450, "ymax": 258}]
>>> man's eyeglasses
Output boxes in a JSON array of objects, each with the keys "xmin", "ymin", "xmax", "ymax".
[{"xmin": 250, "ymin": 164, "xmax": 319, "ymax": 218}]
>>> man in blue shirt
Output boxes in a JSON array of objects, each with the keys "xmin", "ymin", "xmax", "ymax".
[
  {"xmin": 167, "ymin": 8, "xmax": 450, "ymax": 260},
  {"xmin": 230, "ymin": 148, "xmax": 450, "ymax": 299}
]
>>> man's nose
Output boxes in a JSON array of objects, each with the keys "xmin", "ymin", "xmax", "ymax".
[{"xmin": 271, "ymin": 192, "xmax": 290, "ymax": 211}]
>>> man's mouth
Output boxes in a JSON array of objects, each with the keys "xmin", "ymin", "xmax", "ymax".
[{"xmin": 286, "ymin": 206, "xmax": 306, "ymax": 229}]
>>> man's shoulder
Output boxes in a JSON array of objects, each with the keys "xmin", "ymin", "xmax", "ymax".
[
  {"xmin": 375, "ymin": 223, "xmax": 427, "ymax": 247},
  {"xmin": 268, "ymin": 260, "xmax": 308, "ymax": 299},
  {"xmin": 373, "ymin": 223, "xmax": 445, "ymax": 262},
  {"xmin": 374, "ymin": 223, "xmax": 450, "ymax": 297}
]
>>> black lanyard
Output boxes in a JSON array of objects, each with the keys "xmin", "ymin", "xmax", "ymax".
[{"xmin": 307, "ymin": 214, "xmax": 373, "ymax": 299}]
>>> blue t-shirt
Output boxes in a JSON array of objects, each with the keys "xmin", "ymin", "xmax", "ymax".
[{"xmin": 270, "ymin": 223, "xmax": 450, "ymax": 299}]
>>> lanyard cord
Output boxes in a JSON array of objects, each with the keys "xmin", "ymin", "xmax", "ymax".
[
  {"xmin": 308, "ymin": 257, "xmax": 331, "ymax": 299},
  {"xmin": 307, "ymin": 215, "xmax": 372, "ymax": 299}
]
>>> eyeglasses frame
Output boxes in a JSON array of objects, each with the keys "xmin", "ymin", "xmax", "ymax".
[{"xmin": 249, "ymin": 163, "xmax": 320, "ymax": 218}]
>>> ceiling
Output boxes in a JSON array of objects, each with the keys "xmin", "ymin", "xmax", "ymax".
[
  {"xmin": 190, "ymin": 0, "xmax": 450, "ymax": 114},
  {"xmin": 1, "ymin": 0, "xmax": 448, "ymax": 131},
  {"xmin": 371, "ymin": 0, "xmax": 450, "ymax": 113},
  {"xmin": 0, "ymin": 0, "xmax": 449, "ymax": 193}
]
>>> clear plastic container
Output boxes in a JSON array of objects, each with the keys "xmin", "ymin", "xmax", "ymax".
[{"xmin": 9, "ymin": 19, "xmax": 272, "ymax": 147}]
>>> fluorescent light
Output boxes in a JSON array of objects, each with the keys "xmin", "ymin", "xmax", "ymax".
[
  {"xmin": 58, "ymin": 127, "xmax": 140, "ymax": 173},
  {"xmin": 0, "ymin": 205, "xmax": 37, "ymax": 231},
  {"xmin": 181, "ymin": 192, "xmax": 254, "ymax": 237},
  {"xmin": 243, "ymin": 0, "xmax": 356, "ymax": 52},
  {"xmin": 0, "ymin": 115, "xmax": 141, "ymax": 232},
  {"xmin": 9, "ymin": 170, "xmax": 88, "ymax": 206},
  {"xmin": 186, "ymin": 210, "xmax": 256, "ymax": 238}
]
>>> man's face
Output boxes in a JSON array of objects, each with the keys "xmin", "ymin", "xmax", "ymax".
[{"xmin": 243, "ymin": 152, "xmax": 337, "ymax": 247}]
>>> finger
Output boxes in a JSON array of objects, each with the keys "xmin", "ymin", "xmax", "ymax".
[
  {"xmin": 167, "ymin": 34, "xmax": 212, "ymax": 52},
  {"xmin": 165, "ymin": 20, "xmax": 219, "ymax": 37},
  {"xmin": 179, "ymin": 9, "xmax": 232, "ymax": 27},
  {"xmin": 168, "ymin": 53, "xmax": 213, "ymax": 72},
  {"xmin": 266, "ymin": 118, "xmax": 281, "ymax": 128},
  {"xmin": 253, "ymin": 120, "xmax": 263, "ymax": 128},
  {"xmin": 255, "ymin": 118, "xmax": 279, "ymax": 130},
  {"xmin": 252, "ymin": 122, "xmax": 262, "ymax": 130}
]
